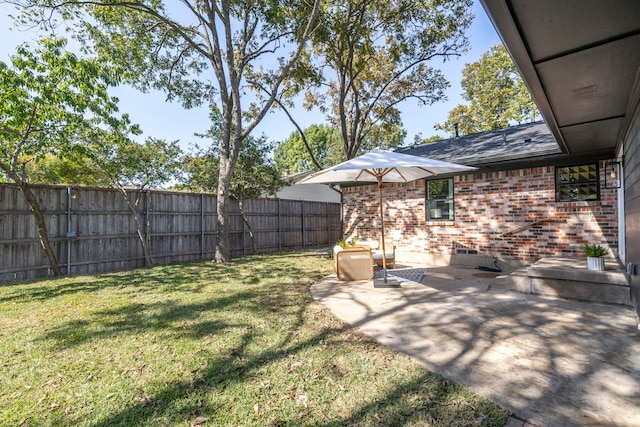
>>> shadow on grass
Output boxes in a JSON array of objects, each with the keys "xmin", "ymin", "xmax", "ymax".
[
  {"xmin": 7, "ymin": 253, "xmax": 508, "ymax": 426},
  {"xmin": 41, "ymin": 256, "xmax": 317, "ymax": 350},
  {"xmin": 85, "ymin": 324, "xmax": 324, "ymax": 426},
  {"xmin": 0, "ymin": 253, "xmax": 305, "ymax": 304},
  {"xmin": 82, "ymin": 318, "xmax": 504, "ymax": 427},
  {"xmin": 82, "ymin": 315, "xmax": 496, "ymax": 427}
]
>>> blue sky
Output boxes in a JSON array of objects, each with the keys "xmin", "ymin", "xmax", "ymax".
[{"xmin": 0, "ymin": 1, "xmax": 501, "ymax": 152}]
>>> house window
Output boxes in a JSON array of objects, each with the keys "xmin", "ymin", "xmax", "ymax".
[
  {"xmin": 426, "ymin": 178, "xmax": 454, "ymax": 221},
  {"xmin": 556, "ymin": 164, "xmax": 599, "ymax": 201}
]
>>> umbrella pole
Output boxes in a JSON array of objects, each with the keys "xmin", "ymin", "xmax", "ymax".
[
  {"xmin": 374, "ymin": 177, "xmax": 399, "ymax": 288},
  {"xmin": 378, "ymin": 179, "xmax": 388, "ymax": 280}
]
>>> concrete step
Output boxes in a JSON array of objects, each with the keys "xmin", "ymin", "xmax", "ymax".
[
  {"xmin": 505, "ymin": 267, "xmax": 531, "ymax": 293},
  {"xmin": 503, "ymin": 258, "xmax": 631, "ymax": 306}
]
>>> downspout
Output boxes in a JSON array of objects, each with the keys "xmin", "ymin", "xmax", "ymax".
[{"xmin": 617, "ymin": 152, "xmax": 626, "ymax": 264}]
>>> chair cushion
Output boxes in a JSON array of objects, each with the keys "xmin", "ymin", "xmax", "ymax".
[{"xmin": 371, "ymin": 250, "xmax": 394, "ymax": 260}]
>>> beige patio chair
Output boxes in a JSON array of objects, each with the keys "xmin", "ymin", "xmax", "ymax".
[{"xmin": 333, "ymin": 246, "xmax": 374, "ymax": 281}]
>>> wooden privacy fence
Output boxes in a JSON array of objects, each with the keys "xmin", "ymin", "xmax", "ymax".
[{"xmin": 0, "ymin": 184, "xmax": 342, "ymax": 282}]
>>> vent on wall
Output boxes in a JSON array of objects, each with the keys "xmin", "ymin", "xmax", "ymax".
[{"xmin": 456, "ymin": 248, "xmax": 478, "ymax": 255}]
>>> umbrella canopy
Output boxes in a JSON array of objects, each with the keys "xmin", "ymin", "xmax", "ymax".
[
  {"xmin": 298, "ymin": 149, "xmax": 475, "ymax": 185},
  {"xmin": 299, "ymin": 149, "xmax": 476, "ymax": 287}
]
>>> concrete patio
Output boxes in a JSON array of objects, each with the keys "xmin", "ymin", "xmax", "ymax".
[{"xmin": 310, "ymin": 265, "xmax": 640, "ymax": 427}]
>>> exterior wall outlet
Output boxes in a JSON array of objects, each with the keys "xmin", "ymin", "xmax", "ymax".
[{"xmin": 627, "ymin": 263, "xmax": 637, "ymax": 276}]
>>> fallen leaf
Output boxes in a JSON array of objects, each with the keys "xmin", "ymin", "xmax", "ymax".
[
  {"xmin": 296, "ymin": 395, "xmax": 308, "ymax": 408},
  {"xmin": 133, "ymin": 395, "xmax": 152, "ymax": 406},
  {"xmin": 259, "ymin": 381, "xmax": 272, "ymax": 390},
  {"xmin": 43, "ymin": 378, "xmax": 57, "ymax": 387},
  {"xmin": 190, "ymin": 376, "xmax": 206, "ymax": 388},
  {"xmin": 191, "ymin": 416, "xmax": 208, "ymax": 426}
]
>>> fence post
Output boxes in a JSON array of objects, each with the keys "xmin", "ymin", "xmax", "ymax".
[
  {"xmin": 301, "ymin": 200, "xmax": 305, "ymax": 249},
  {"xmin": 242, "ymin": 197, "xmax": 246, "ymax": 255},
  {"xmin": 200, "ymin": 193, "xmax": 205, "ymax": 259},
  {"xmin": 277, "ymin": 199, "xmax": 282, "ymax": 252},
  {"xmin": 145, "ymin": 190, "xmax": 151, "ymax": 257},
  {"xmin": 326, "ymin": 202, "xmax": 330, "ymax": 246},
  {"xmin": 66, "ymin": 186, "xmax": 72, "ymax": 275}
]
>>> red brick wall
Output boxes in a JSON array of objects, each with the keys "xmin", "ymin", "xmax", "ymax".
[{"xmin": 342, "ymin": 161, "xmax": 619, "ymax": 262}]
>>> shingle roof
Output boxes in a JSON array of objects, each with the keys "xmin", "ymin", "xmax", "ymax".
[{"xmin": 396, "ymin": 121, "xmax": 561, "ymax": 167}]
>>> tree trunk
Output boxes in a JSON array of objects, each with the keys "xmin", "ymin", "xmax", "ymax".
[
  {"xmin": 215, "ymin": 155, "xmax": 233, "ymax": 263},
  {"xmin": 116, "ymin": 186, "xmax": 153, "ymax": 267},
  {"xmin": 238, "ymin": 197, "xmax": 257, "ymax": 255},
  {"xmin": 0, "ymin": 162, "xmax": 61, "ymax": 275},
  {"xmin": 18, "ymin": 182, "xmax": 63, "ymax": 276}
]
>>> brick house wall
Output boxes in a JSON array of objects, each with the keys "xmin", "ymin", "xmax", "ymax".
[{"xmin": 342, "ymin": 161, "xmax": 618, "ymax": 267}]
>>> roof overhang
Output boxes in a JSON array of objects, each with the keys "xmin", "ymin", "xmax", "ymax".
[{"xmin": 480, "ymin": 0, "xmax": 640, "ymax": 158}]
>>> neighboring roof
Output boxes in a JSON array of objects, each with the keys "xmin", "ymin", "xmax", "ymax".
[
  {"xmin": 480, "ymin": 0, "xmax": 640, "ymax": 159},
  {"xmin": 398, "ymin": 121, "xmax": 559, "ymax": 167},
  {"xmin": 270, "ymin": 170, "xmax": 341, "ymax": 203},
  {"xmin": 275, "ymin": 183, "xmax": 341, "ymax": 203}
]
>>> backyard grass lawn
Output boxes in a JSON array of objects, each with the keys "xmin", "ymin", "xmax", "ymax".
[{"xmin": 0, "ymin": 252, "xmax": 510, "ymax": 426}]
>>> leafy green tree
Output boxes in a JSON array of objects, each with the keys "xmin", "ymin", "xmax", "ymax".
[
  {"xmin": 274, "ymin": 124, "xmax": 343, "ymax": 174},
  {"xmin": 176, "ymin": 106, "xmax": 284, "ymax": 198},
  {"xmin": 301, "ymin": 0, "xmax": 472, "ymax": 159},
  {"xmin": 16, "ymin": 0, "xmax": 322, "ymax": 263},
  {"xmin": 0, "ymin": 37, "xmax": 138, "ymax": 275},
  {"xmin": 436, "ymin": 44, "xmax": 539, "ymax": 136},
  {"xmin": 24, "ymin": 152, "xmax": 111, "ymax": 186},
  {"xmin": 413, "ymin": 133, "xmax": 445, "ymax": 145},
  {"xmin": 178, "ymin": 129, "xmax": 285, "ymax": 254},
  {"xmin": 91, "ymin": 138, "xmax": 184, "ymax": 266},
  {"xmin": 179, "ymin": 135, "xmax": 284, "ymax": 199},
  {"xmin": 23, "ymin": 131, "xmax": 184, "ymax": 267},
  {"xmin": 16, "ymin": 113, "xmax": 184, "ymax": 267}
]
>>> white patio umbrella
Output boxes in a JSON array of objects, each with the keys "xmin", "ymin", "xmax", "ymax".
[{"xmin": 299, "ymin": 149, "xmax": 476, "ymax": 287}]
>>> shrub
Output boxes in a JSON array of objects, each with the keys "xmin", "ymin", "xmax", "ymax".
[{"xmin": 583, "ymin": 243, "xmax": 607, "ymax": 257}]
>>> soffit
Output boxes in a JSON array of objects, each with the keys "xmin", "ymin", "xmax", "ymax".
[{"xmin": 480, "ymin": 0, "xmax": 640, "ymax": 158}]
